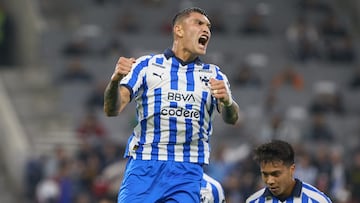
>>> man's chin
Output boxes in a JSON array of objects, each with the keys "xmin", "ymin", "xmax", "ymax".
[{"xmin": 197, "ymin": 49, "xmax": 206, "ymax": 56}]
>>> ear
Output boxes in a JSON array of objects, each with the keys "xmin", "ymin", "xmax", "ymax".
[
  {"xmin": 173, "ymin": 24, "xmax": 184, "ymax": 38},
  {"xmin": 289, "ymin": 164, "xmax": 295, "ymax": 176}
]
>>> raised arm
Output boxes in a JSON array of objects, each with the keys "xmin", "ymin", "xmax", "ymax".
[
  {"xmin": 209, "ymin": 78, "xmax": 240, "ymax": 125},
  {"xmin": 103, "ymin": 57, "xmax": 135, "ymax": 116}
]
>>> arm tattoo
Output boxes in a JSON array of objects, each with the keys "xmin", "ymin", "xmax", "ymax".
[
  {"xmin": 222, "ymin": 103, "xmax": 239, "ymax": 125},
  {"xmin": 104, "ymin": 80, "xmax": 120, "ymax": 116}
]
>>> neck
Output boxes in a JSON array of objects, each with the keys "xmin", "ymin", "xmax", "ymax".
[
  {"xmin": 172, "ymin": 41, "xmax": 197, "ymax": 62},
  {"xmin": 280, "ymin": 179, "xmax": 296, "ymax": 200}
]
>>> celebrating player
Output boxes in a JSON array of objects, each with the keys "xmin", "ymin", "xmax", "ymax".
[{"xmin": 104, "ymin": 7, "xmax": 239, "ymax": 203}]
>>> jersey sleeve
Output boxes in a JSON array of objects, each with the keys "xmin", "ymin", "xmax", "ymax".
[
  {"xmin": 214, "ymin": 67, "xmax": 234, "ymax": 113},
  {"xmin": 120, "ymin": 55, "xmax": 152, "ymax": 100}
]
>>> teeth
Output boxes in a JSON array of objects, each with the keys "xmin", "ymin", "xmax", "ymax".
[{"xmin": 199, "ymin": 36, "xmax": 208, "ymax": 45}]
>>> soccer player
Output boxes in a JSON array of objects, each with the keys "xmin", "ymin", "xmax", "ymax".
[
  {"xmin": 110, "ymin": 55, "xmax": 229, "ymax": 203},
  {"xmin": 246, "ymin": 140, "xmax": 332, "ymax": 203},
  {"xmin": 201, "ymin": 173, "xmax": 226, "ymax": 203},
  {"xmin": 103, "ymin": 7, "xmax": 240, "ymax": 203}
]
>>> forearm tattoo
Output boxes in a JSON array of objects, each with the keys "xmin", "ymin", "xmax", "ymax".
[
  {"xmin": 104, "ymin": 80, "xmax": 120, "ymax": 115},
  {"xmin": 222, "ymin": 103, "xmax": 239, "ymax": 125}
]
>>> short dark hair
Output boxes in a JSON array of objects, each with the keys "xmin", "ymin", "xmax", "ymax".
[
  {"xmin": 253, "ymin": 139, "xmax": 295, "ymax": 166},
  {"xmin": 172, "ymin": 7, "xmax": 208, "ymax": 27}
]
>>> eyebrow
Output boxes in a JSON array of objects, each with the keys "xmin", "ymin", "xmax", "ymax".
[
  {"xmin": 261, "ymin": 170, "xmax": 281, "ymax": 176},
  {"xmin": 193, "ymin": 18, "xmax": 211, "ymax": 28}
]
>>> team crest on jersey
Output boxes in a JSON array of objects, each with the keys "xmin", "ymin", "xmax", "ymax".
[{"xmin": 200, "ymin": 75, "xmax": 210, "ymax": 87}]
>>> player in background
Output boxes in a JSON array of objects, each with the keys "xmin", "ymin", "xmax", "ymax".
[
  {"xmin": 246, "ymin": 140, "xmax": 332, "ymax": 203},
  {"xmin": 104, "ymin": 7, "xmax": 240, "ymax": 203},
  {"xmin": 201, "ymin": 173, "xmax": 226, "ymax": 203}
]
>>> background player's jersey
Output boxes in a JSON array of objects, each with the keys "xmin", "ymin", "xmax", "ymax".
[
  {"xmin": 201, "ymin": 173, "xmax": 226, "ymax": 203},
  {"xmin": 120, "ymin": 49, "xmax": 232, "ymax": 164},
  {"xmin": 245, "ymin": 179, "xmax": 332, "ymax": 203}
]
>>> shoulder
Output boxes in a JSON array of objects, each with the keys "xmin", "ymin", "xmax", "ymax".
[
  {"xmin": 131, "ymin": 54, "xmax": 159, "ymax": 72},
  {"xmin": 135, "ymin": 54, "xmax": 154, "ymax": 64},
  {"xmin": 202, "ymin": 62, "xmax": 221, "ymax": 71},
  {"xmin": 211, "ymin": 64, "xmax": 229, "ymax": 80},
  {"xmin": 201, "ymin": 62, "xmax": 229, "ymax": 79},
  {"xmin": 202, "ymin": 173, "xmax": 223, "ymax": 190},
  {"xmin": 301, "ymin": 182, "xmax": 332, "ymax": 202},
  {"xmin": 201, "ymin": 174, "xmax": 225, "ymax": 203},
  {"xmin": 203, "ymin": 173, "xmax": 219, "ymax": 183},
  {"xmin": 136, "ymin": 53, "xmax": 170, "ymax": 66},
  {"xmin": 245, "ymin": 188, "xmax": 265, "ymax": 203}
]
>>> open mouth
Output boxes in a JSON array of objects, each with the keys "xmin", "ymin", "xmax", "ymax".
[
  {"xmin": 269, "ymin": 187, "xmax": 279, "ymax": 193},
  {"xmin": 198, "ymin": 35, "xmax": 209, "ymax": 46}
]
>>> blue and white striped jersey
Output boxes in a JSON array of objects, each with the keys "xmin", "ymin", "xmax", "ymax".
[
  {"xmin": 246, "ymin": 179, "xmax": 332, "ymax": 203},
  {"xmin": 201, "ymin": 173, "xmax": 226, "ymax": 203},
  {"xmin": 120, "ymin": 49, "xmax": 232, "ymax": 165}
]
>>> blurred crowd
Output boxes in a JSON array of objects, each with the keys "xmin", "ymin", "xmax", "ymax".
[
  {"xmin": 0, "ymin": 2, "xmax": 15, "ymax": 67},
  {"xmin": 21, "ymin": 0, "xmax": 360, "ymax": 203}
]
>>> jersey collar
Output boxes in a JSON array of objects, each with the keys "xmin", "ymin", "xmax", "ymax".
[
  {"xmin": 262, "ymin": 178, "xmax": 302, "ymax": 201},
  {"xmin": 164, "ymin": 49, "xmax": 202, "ymax": 66}
]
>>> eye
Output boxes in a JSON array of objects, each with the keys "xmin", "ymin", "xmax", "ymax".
[{"xmin": 271, "ymin": 172, "xmax": 281, "ymax": 177}]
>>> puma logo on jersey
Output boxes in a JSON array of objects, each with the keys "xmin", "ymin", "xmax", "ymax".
[{"xmin": 153, "ymin": 72, "xmax": 163, "ymax": 80}]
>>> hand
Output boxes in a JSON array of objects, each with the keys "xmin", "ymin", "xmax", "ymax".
[
  {"xmin": 111, "ymin": 56, "xmax": 136, "ymax": 81},
  {"xmin": 209, "ymin": 78, "xmax": 232, "ymax": 106}
]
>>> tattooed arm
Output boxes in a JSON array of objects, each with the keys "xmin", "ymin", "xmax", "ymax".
[
  {"xmin": 221, "ymin": 101, "xmax": 240, "ymax": 125},
  {"xmin": 103, "ymin": 57, "xmax": 135, "ymax": 116}
]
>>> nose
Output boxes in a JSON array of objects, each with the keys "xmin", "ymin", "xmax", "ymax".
[
  {"xmin": 265, "ymin": 176, "xmax": 275, "ymax": 185},
  {"xmin": 200, "ymin": 24, "xmax": 210, "ymax": 33},
  {"xmin": 202, "ymin": 28, "xmax": 210, "ymax": 37}
]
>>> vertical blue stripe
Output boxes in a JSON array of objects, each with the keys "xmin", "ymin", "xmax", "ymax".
[
  {"xmin": 258, "ymin": 196, "xmax": 266, "ymax": 203},
  {"xmin": 198, "ymin": 91, "xmax": 208, "ymax": 139},
  {"xmin": 215, "ymin": 66, "xmax": 224, "ymax": 80},
  {"xmin": 168, "ymin": 102, "xmax": 177, "ymax": 161},
  {"xmin": 123, "ymin": 133, "xmax": 135, "ymax": 158},
  {"xmin": 137, "ymin": 76, "xmax": 148, "ymax": 159},
  {"xmin": 205, "ymin": 91, "xmax": 216, "ymax": 141},
  {"xmin": 197, "ymin": 91, "xmax": 208, "ymax": 163},
  {"xmin": 210, "ymin": 184, "xmax": 219, "ymax": 203},
  {"xmin": 127, "ymin": 59, "xmax": 149, "ymax": 88},
  {"xmin": 183, "ymin": 104, "xmax": 192, "ymax": 162},
  {"xmin": 272, "ymin": 199, "xmax": 279, "ymax": 203},
  {"xmin": 302, "ymin": 193, "xmax": 309, "ymax": 203},
  {"xmin": 170, "ymin": 58, "xmax": 179, "ymax": 90},
  {"xmin": 285, "ymin": 197, "xmax": 293, "ymax": 203},
  {"xmin": 151, "ymin": 88, "xmax": 162, "ymax": 160},
  {"xmin": 186, "ymin": 63, "xmax": 195, "ymax": 91}
]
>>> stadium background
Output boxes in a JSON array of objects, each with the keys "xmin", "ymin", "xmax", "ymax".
[{"xmin": 1, "ymin": 0, "xmax": 360, "ymax": 202}]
